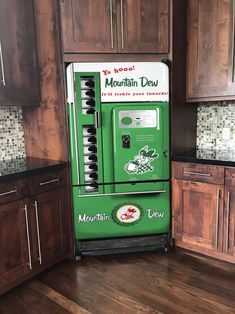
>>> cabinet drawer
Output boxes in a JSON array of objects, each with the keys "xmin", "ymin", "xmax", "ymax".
[
  {"xmin": 172, "ymin": 162, "xmax": 224, "ymax": 184},
  {"xmin": 0, "ymin": 179, "xmax": 28, "ymax": 205},
  {"xmin": 225, "ymin": 168, "xmax": 235, "ymax": 186},
  {"xmin": 29, "ymin": 169, "xmax": 67, "ymax": 195}
]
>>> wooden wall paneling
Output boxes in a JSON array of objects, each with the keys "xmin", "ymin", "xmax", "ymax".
[
  {"xmin": 22, "ymin": 0, "xmax": 68, "ymax": 161},
  {"xmin": 171, "ymin": 0, "xmax": 197, "ymax": 155}
]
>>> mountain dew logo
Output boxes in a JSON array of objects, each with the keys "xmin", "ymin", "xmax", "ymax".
[
  {"xmin": 124, "ymin": 145, "xmax": 159, "ymax": 175},
  {"xmin": 112, "ymin": 203, "xmax": 143, "ymax": 226}
]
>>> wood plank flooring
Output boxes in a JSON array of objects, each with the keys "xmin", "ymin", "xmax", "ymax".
[{"xmin": 0, "ymin": 248, "xmax": 235, "ymax": 313}]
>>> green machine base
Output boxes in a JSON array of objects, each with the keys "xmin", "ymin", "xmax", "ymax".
[
  {"xmin": 73, "ymin": 183, "xmax": 170, "ymax": 257},
  {"xmin": 75, "ymin": 233, "xmax": 170, "ymax": 259}
]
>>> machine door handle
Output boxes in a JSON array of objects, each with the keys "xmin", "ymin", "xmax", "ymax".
[
  {"xmin": 95, "ymin": 111, "xmax": 101, "ymax": 128},
  {"xmin": 78, "ymin": 190, "xmax": 167, "ymax": 198},
  {"xmin": 69, "ymin": 102, "xmax": 80, "ymax": 186}
]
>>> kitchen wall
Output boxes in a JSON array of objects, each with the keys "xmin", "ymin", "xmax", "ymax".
[
  {"xmin": 197, "ymin": 102, "xmax": 235, "ymax": 151},
  {"xmin": 0, "ymin": 106, "xmax": 26, "ymax": 161},
  {"xmin": 1, "ymin": 102, "xmax": 234, "ymax": 161}
]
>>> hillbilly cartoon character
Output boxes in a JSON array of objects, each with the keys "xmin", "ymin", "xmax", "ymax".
[
  {"xmin": 125, "ymin": 145, "xmax": 159, "ymax": 174},
  {"xmin": 121, "ymin": 207, "xmax": 137, "ymax": 220}
]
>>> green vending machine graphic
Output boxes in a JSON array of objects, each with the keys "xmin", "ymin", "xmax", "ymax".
[{"xmin": 67, "ymin": 62, "xmax": 170, "ymax": 257}]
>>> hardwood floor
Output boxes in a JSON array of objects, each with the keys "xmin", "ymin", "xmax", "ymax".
[{"xmin": 0, "ymin": 248, "xmax": 235, "ymax": 313}]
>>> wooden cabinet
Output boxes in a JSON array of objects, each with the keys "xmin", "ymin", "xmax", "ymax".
[
  {"xmin": 0, "ymin": 200, "xmax": 31, "ymax": 291},
  {"xmin": 29, "ymin": 189, "xmax": 70, "ymax": 266},
  {"xmin": 60, "ymin": 0, "xmax": 117, "ymax": 53},
  {"xmin": 0, "ymin": 0, "xmax": 40, "ymax": 106},
  {"xmin": 187, "ymin": 0, "xmax": 235, "ymax": 101},
  {"xmin": 120, "ymin": 0, "xmax": 169, "ymax": 53},
  {"xmin": 60, "ymin": 0, "xmax": 170, "ymax": 54},
  {"xmin": 173, "ymin": 179, "xmax": 224, "ymax": 252},
  {"xmin": 0, "ymin": 168, "xmax": 71, "ymax": 295},
  {"xmin": 172, "ymin": 162, "xmax": 235, "ymax": 264}
]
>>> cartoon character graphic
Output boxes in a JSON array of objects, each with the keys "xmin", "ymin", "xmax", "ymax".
[
  {"xmin": 112, "ymin": 203, "xmax": 143, "ymax": 226},
  {"xmin": 121, "ymin": 207, "xmax": 137, "ymax": 220},
  {"xmin": 124, "ymin": 145, "xmax": 159, "ymax": 174}
]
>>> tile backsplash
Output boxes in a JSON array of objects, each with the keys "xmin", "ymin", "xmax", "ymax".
[
  {"xmin": 197, "ymin": 102, "xmax": 235, "ymax": 151},
  {"xmin": 0, "ymin": 106, "xmax": 26, "ymax": 161}
]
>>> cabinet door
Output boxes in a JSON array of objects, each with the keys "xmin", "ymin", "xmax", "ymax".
[
  {"xmin": 0, "ymin": 0, "xmax": 40, "ymax": 106},
  {"xmin": 30, "ymin": 188, "xmax": 70, "ymax": 265},
  {"xmin": 172, "ymin": 179, "xmax": 224, "ymax": 252},
  {"xmin": 224, "ymin": 187, "xmax": 235, "ymax": 257},
  {"xmin": 187, "ymin": 0, "xmax": 235, "ymax": 101},
  {"xmin": 0, "ymin": 201, "xmax": 31, "ymax": 290},
  {"xmin": 120, "ymin": 0, "xmax": 169, "ymax": 53},
  {"xmin": 60, "ymin": 0, "xmax": 117, "ymax": 53}
]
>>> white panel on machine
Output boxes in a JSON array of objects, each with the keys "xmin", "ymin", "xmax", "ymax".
[{"xmin": 67, "ymin": 62, "xmax": 169, "ymax": 103}]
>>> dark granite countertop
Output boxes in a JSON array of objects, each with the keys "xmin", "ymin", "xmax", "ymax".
[
  {"xmin": 172, "ymin": 149, "xmax": 235, "ymax": 167},
  {"xmin": 0, "ymin": 157, "xmax": 67, "ymax": 182}
]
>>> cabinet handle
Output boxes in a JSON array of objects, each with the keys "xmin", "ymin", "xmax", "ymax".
[
  {"xmin": 109, "ymin": 0, "xmax": 114, "ymax": 49},
  {"xmin": 232, "ymin": 0, "xmax": 235, "ymax": 82},
  {"xmin": 0, "ymin": 188, "xmax": 17, "ymax": 197},
  {"xmin": 120, "ymin": 0, "xmax": 124, "ymax": 50},
  {"xmin": 183, "ymin": 170, "xmax": 212, "ymax": 177},
  {"xmin": 24, "ymin": 204, "xmax": 32, "ymax": 270},
  {"xmin": 226, "ymin": 191, "xmax": 231, "ymax": 252},
  {"xmin": 34, "ymin": 201, "xmax": 42, "ymax": 264},
  {"xmin": 0, "ymin": 40, "xmax": 6, "ymax": 86},
  {"xmin": 39, "ymin": 177, "xmax": 59, "ymax": 186},
  {"xmin": 215, "ymin": 189, "xmax": 221, "ymax": 249}
]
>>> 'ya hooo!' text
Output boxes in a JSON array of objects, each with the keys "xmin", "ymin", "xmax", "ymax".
[{"xmin": 105, "ymin": 77, "xmax": 158, "ymax": 88}]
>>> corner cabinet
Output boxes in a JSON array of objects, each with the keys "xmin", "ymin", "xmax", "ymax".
[
  {"xmin": 172, "ymin": 162, "xmax": 235, "ymax": 264},
  {"xmin": 60, "ymin": 0, "xmax": 170, "ymax": 54},
  {"xmin": 0, "ymin": 0, "xmax": 40, "ymax": 106},
  {"xmin": 187, "ymin": 0, "xmax": 235, "ymax": 101}
]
